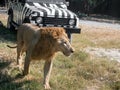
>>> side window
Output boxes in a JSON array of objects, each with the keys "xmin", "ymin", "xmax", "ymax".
[
  {"xmin": 10, "ymin": 0, "xmax": 17, "ymax": 2},
  {"xmin": 10, "ymin": 0, "xmax": 15, "ymax": 2},
  {"xmin": 19, "ymin": 0, "xmax": 25, "ymax": 3},
  {"xmin": 16, "ymin": 0, "xmax": 19, "ymax": 2},
  {"xmin": 10, "ymin": 0, "xmax": 13, "ymax": 1}
]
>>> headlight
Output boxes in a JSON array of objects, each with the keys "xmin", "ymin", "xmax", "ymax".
[
  {"xmin": 69, "ymin": 19, "xmax": 75, "ymax": 25},
  {"xmin": 31, "ymin": 12, "xmax": 38, "ymax": 16},
  {"xmin": 36, "ymin": 17, "xmax": 43, "ymax": 24}
]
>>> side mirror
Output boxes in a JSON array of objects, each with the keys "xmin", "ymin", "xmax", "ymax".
[{"xmin": 66, "ymin": 2, "xmax": 69, "ymax": 6}]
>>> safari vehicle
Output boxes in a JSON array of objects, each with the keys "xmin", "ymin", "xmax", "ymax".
[{"xmin": 7, "ymin": 0, "xmax": 81, "ymax": 39}]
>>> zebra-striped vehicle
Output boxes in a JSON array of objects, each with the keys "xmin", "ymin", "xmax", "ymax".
[{"xmin": 7, "ymin": 0, "xmax": 81, "ymax": 39}]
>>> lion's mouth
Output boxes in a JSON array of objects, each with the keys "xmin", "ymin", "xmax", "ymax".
[
  {"xmin": 62, "ymin": 48, "xmax": 74, "ymax": 56},
  {"xmin": 63, "ymin": 51, "xmax": 72, "ymax": 56}
]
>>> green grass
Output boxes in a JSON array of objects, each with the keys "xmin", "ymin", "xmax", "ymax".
[{"xmin": 0, "ymin": 14, "xmax": 120, "ymax": 90}]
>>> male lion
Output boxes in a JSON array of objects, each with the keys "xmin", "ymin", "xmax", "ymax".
[{"xmin": 8, "ymin": 23, "xmax": 74, "ymax": 89}]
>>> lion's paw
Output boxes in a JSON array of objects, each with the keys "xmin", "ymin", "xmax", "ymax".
[{"xmin": 44, "ymin": 84, "xmax": 51, "ymax": 90}]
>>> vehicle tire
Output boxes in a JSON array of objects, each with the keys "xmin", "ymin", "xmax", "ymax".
[
  {"xmin": 7, "ymin": 14, "xmax": 15, "ymax": 31},
  {"xmin": 67, "ymin": 33, "xmax": 72, "ymax": 43}
]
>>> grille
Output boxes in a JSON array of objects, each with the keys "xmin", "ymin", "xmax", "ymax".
[{"xmin": 43, "ymin": 17, "xmax": 69, "ymax": 26}]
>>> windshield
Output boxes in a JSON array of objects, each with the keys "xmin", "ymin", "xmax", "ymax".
[{"xmin": 26, "ymin": 0, "xmax": 66, "ymax": 4}]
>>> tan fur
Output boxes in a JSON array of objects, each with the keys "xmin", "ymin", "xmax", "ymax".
[
  {"xmin": 9, "ymin": 23, "xmax": 74, "ymax": 89},
  {"xmin": 32, "ymin": 27, "xmax": 66, "ymax": 60}
]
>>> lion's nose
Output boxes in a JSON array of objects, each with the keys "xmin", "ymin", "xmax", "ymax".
[{"xmin": 70, "ymin": 48, "xmax": 75, "ymax": 53}]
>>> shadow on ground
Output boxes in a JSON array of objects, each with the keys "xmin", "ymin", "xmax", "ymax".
[
  {"xmin": 0, "ymin": 21, "xmax": 36, "ymax": 90},
  {"xmin": 0, "ymin": 55, "xmax": 37, "ymax": 90},
  {"xmin": 0, "ymin": 21, "xmax": 17, "ymax": 43}
]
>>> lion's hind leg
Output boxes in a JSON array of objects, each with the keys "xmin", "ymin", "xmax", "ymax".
[{"xmin": 17, "ymin": 41, "xmax": 24, "ymax": 70}]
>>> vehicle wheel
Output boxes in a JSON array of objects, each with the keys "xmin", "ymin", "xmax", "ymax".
[{"xmin": 7, "ymin": 14, "xmax": 15, "ymax": 31}]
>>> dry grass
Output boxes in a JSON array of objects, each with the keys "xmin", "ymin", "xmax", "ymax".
[
  {"xmin": 0, "ymin": 14, "xmax": 120, "ymax": 90},
  {"xmin": 76, "ymin": 23, "xmax": 120, "ymax": 48}
]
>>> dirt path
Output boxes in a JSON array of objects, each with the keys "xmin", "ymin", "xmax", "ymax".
[
  {"xmin": 80, "ymin": 20, "xmax": 120, "ymax": 30},
  {"xmin": 85, "ymin": 47, "xmax": 120, "ymax": 62}
]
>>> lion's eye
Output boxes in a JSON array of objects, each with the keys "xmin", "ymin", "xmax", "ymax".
[
  {"xmin": 63, "ymin": 41, "xmax": 67, "ymax": 44},
  {"xmin": 63, "ymin": 41, "xmax": 68, "ymax": 47}
]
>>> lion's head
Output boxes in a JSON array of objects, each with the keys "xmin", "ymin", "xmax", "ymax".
[
  {"xmin": 53, "ymin": 29, "xmax": 75, "ymax": 56},
  {"xmin": 36, "ymin": 27, "xmax": 74, "ymax": 58}
]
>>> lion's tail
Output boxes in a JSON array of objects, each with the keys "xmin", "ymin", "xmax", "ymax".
[{"xmin": 7, "ymin": 45, "xmax": 17, "ymax": 48}]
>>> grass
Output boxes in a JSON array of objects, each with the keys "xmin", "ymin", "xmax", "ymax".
[
  {"xmin": 78, "ymin": 24, "xmax": 120, "ymax": 49},
  {"xmin": 0, "ymin": 14, "xmax": 120, "ymax": 90}
]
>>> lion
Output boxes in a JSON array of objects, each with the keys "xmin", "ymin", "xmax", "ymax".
[{"xmin": 7, "ymin": 23, "xmax": 74, "ymax": 89}]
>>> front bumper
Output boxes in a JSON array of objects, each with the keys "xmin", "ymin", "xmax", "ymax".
[{"xmin": 64, "ymin": 27, "xmax": 81, "ymax": 34}]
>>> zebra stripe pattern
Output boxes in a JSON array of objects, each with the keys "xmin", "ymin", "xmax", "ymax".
[
  {"xmin": 9, "ymin": 1, "xmax": 78, "ymax": 27},
  {"xmin": 24, "ymin": 2, "xmax": 76, "ymax": 19}
]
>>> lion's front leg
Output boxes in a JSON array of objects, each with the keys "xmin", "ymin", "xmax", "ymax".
[{"xmin": 44, "ymin": 60, "xmax": 53, "ymax": 89}]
